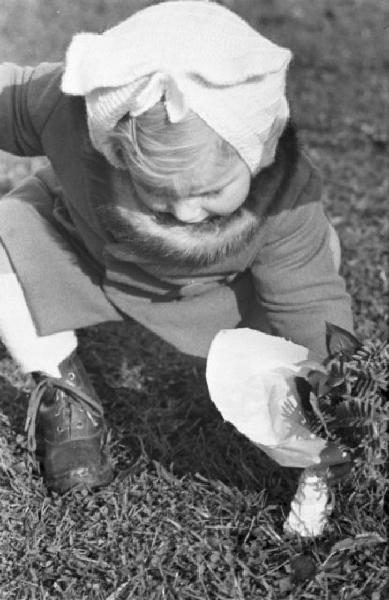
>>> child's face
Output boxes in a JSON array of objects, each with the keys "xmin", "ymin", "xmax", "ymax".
[
  {"xmin": 105, "ymin": 155, "xmax": 261, "ymax": 268},
  {"xmin": 132, "ymin": 157, "xmax": 251, "ymax": 224}
]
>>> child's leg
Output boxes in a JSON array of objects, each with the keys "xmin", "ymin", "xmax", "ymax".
[
  {"xmin": 0, "ymin": 243, "xmax": 77, "ymax": 377},
  {"xmin": 0, "ymin": 168, "xmax": 122, "ymax": 339},
  {"xmin": 0, "ymin": 171, "xmax": 118, "ymax": 492}
]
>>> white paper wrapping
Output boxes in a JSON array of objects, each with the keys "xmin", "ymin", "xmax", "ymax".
[{"xmin": 206, "ymin": 328, "xmax": 328, "ymax": 468}]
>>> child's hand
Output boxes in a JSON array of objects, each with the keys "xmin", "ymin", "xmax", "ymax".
[
  {"xmin": 326, "ymin": 461, "xmax": 353, "ymax": 484},
  {"xmin": 317, "ymin": 440, "xmax": 351, "ymax": 468}
]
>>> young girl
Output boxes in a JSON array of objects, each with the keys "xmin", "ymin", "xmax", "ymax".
[{"xmin": 0, "ymin": 1, "xmax": 353, "ymax": 496}]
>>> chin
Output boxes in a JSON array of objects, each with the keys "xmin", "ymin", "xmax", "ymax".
[
  {"xmin": 126, "ymin": 207, "xmax": 261, "ymax": 268},
  {"xmin": 98, "ymin": 198, "xmax": 262, "ymax": 268}
]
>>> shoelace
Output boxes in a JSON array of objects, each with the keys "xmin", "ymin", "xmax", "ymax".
[{"xmin": 25, "ymin": 377, "xmax": 105, "ymax": 452}]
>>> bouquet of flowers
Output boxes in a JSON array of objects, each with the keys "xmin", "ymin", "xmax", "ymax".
[
  {"xmin": 206, "ymin": 324, "xmax": 389, "ymax": 537},
  {"xmin": 298, "ymin": 323, "xmax": 388, "ymax": 472}
]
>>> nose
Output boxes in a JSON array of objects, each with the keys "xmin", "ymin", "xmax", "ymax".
[{"xmin": 170, "ymin": 199, "xmax": 208, "ymax": 223}]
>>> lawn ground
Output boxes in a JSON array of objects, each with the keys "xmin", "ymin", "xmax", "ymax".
[{"xmin": 0, "ymin": 1, "xmax": 388, "ymax": 598}]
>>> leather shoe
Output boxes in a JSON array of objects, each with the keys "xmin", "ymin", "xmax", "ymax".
[{"xmin": 25, "ymin": 352, "xmax": 114, "ymax": 493}]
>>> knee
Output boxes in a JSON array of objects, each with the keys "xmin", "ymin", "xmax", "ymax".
[
  {"xmin": 328, "ymin": 224, "xmax": 341, "ymax": 272},
  {"xmin": 0, "ymin": 196, "xmax": 31, "ymax": 224},
  {"xmin": 0, "ymin": 173, "xmax": 55, "ymax": 213},
  {"xmin": 0, "ymin": 174, "xmax": 55, "ymax": 221},
  {"xmin": 0, "ymin": 196, "xmax": 24, "ymax": 219}
]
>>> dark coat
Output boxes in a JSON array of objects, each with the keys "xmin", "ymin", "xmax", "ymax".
[{"xmin": 0, "ymin": 62, "xmax": 353, "ymax": 358}]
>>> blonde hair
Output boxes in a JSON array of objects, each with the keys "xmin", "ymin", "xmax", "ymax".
[{"xmin": 106, "ymin": 102, "xmax": 240, "ymax": 193}]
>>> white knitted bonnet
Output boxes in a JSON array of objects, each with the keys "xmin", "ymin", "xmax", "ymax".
[{"xmin": 61, "ymin": 0, "xmax": 292, "ymax": 175}]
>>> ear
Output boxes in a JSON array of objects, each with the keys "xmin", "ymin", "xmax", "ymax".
[{"xmin": 325, "ymin": 322, "xmax": 360, "ymax": 358}]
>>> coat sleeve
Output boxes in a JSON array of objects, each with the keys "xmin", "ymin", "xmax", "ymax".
[
  {"xmin": 250, "ymin": 166, "xmax": 354, "ymax": 358},
  {"xmin": 0, "ymin": 62, "xmax": 63, "ymax": 156}
]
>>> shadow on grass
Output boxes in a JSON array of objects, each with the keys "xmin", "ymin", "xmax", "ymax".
[
  {"xmin": 78, "ymin": 321, "xmax": 300, "ymax": 510},
  {"xmin": 0, "ymin": 321, "xmax": 299, "ymax": 512}
]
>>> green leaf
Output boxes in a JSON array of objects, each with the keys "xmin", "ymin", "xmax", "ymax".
[
  {"xmin": 305, "ymin": 369, "xmax": 327, "ymax": 387},
  {"xmin": 328, "ymin": 533, "xmax": 386, "ymax": 555},
  {"xmin": 325, "ymin": 322, "xmax": 360, "ymax": 358}
]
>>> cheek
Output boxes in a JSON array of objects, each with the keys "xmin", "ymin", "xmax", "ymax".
[
  {"xmin": 207, "ymin": 178, "xmax": 251, "ymax": 216},
  {"xmin": 135, "ymin": 189, "xmax": 168, "ymax": 213}
]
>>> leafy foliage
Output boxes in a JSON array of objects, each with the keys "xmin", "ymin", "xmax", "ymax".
[{"xmin": 303, "ymin": 323, "xmax": 389, "ymax": 481}]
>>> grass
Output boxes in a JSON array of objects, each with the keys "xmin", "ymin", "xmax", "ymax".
[{"xmin": 0, "ymin": 1, "xmax": 388, "ymax": 598}]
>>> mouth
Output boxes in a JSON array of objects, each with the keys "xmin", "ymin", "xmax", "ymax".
[{"xmin": 150, "ymin": 209, "xmax": 240, "ymax": 234}]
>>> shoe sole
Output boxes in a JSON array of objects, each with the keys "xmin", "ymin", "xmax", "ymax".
[{"xmin": 46, "ymin": 464, "xmax": 114, "ymax": 494}]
